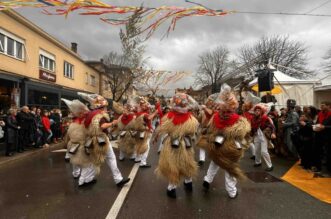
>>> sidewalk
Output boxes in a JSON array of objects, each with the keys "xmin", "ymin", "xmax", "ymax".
[{"xmin": 0, "ymin": 142, "xmax": 65, "ymax": 167}]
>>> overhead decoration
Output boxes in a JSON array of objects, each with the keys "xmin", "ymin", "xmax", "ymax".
[{"xmin": 0, "ymin": 0, "xmax": 233, "ymax": 39}]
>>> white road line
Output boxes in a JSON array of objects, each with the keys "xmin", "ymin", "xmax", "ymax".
[
  {"xmin": 51, "ymin": 149, "xmax": 67, "ymax": 153},
  {"xmin": 106, "ymin": 163, "xmax": 140, "ymax": 219}
]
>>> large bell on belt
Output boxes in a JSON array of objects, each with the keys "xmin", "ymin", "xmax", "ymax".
[
  {"xmin": 214, "ymin": 135, "xmax": 224, "ymax": 147},
  {"xmin": 171, "ymin": 138, "xmax": 180, "ymax": 148}
]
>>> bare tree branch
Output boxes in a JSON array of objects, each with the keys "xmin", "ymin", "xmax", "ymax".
[
  {"xmin": 194, "ymin": 46, "xmax": 230, "ymax": 93},
  {"xmin": 238, "ymin": 35, "xmax": 313, "ymax": 79}
]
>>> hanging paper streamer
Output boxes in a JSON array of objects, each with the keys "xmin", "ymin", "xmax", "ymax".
[{"xmin": 0, "ymin": 0, "xmax": 233, "ymax": 39}]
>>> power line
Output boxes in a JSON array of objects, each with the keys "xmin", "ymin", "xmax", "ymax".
[
  {"xmin": 235, "ymin": 11, "xmax": 331, "ymax": 17},
  {"xmin": 304, "ymin": 0, "xmax": 331, "ymax": 14}
]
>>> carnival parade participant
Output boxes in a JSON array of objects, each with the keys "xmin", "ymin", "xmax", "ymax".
[
  {"xmin": 242, "ymin": 92, "xmax": 261, "ymax": 160},
  {"xmin": 76, "ymin": 92, "xmax": 130, "ymax": 187},
  {"xmin": 130, "ymin": 96, "xmax": 157, "ymax": 168},
  {"xmin": 201, "ymin": 84, "xmax": 251, "ymax": 199},
  {"xmin": 155, "ymin": 93, "xmax": 199, "ymax": 198},
  {"xmin": 251, "ymin": 103, "xmax": 275, "ymax": 171},
  {"xmin": 62, "ymin": 98, "xmax": 98, "ymax": 186},
  {"xmin": 117, "ymin": 103, "xmax": 137, "ymax": 161},
  {"xmin": 197, "ymin": 93, "xmax": 218, "ymax": 166}
]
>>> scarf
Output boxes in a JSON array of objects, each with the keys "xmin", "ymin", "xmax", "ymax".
[
  {"xmin": 213, "ymin": 112, "xmax": 240, "ymax": 130},
  {"xmin": 167, "ymin": 111, "xmax": 192, "ymax": 125},
  {"xmin": 84, "ymin": 109, "xmax": 102, "ymax": 128},
  {"xmin": 121, "ymin": 113, "xmax": 134, "ymax": 125}
]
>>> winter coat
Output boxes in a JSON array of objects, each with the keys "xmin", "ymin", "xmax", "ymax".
[
  {"xmin": 16, "ymin": 111, "xmax": 34, "ymax": 130},
  {"xmin": 283, "ymin": 110, "xmax": 299, "ymax": 155},
  {"xmin": 6, "ymin": 115, "xmax": 19, "ymax": 144},
  {"xmin": 42, "ymin": 116, "xmax": 51, "ymax": 133}
]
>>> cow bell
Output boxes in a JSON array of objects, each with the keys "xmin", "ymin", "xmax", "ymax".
[
  {"xmin": 184, "ymin": 136, "xmax": 192, "ymax": 148},
  {"xmin": 234, "ymin": 140, "xmax": 242, "ymax": 150},
  {"xmin": 171, "ymin": 138, "xmax": 180, "ymax": 148},
  {"xmin": 214, "ymin": 135, "xmax": 224, "ymax": 147}
]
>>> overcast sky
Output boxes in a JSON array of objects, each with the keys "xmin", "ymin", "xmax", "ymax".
[{"xmin": 17, "ymin": 0, "xmax": 331, "ymax": 91}]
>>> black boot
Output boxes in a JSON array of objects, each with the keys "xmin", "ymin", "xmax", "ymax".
[
  {"xmin": 183, "ymin": 182, "xmax": 193, "ymax": 192},
  {"xmin": 203, "ymin": 180, "xmax": 210, "ymax": 190},
  {"xmin": 116, "ymin": 178, "xmax": 130, "ymax": 187},
  {"xmin": 167, "ymin": 189, "xmax": 176, "ymax": 198}
]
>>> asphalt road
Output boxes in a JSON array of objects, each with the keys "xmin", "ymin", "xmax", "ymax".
[{"xmin": 0, "ymin": 144, "xmax": 330, "ymax": 219}]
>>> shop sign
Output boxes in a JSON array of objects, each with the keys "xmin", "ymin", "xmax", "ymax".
[{"xmin": 39, "ymin": 70, "xmax": 56, "ymax": 82}]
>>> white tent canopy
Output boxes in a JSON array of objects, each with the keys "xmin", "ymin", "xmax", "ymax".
[{"xmin": 249, "ymin": 70, "xmax": 319, "ymax": 107}]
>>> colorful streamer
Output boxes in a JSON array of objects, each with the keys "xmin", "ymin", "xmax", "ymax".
[{"xmin": 0, "ymin": 0, "xmax": 233, "ymax": 39}]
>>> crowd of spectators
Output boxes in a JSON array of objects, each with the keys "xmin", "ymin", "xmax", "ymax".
[
  {"xmin": 268, "ymin": 101, "xmax": 331, "ymax": 174},
  {"xmin": 0, "ymin": 106, "xmax": 65, "ymax": 157}
]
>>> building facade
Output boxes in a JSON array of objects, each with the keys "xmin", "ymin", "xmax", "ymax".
[{"xmin": 0, "ymin": 10, "xmax": 101, "ymax": 111}]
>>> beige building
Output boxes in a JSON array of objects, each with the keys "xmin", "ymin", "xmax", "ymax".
[{"xmin": 0, "ymin": 10, "xmax": 102, "ymax": 111}]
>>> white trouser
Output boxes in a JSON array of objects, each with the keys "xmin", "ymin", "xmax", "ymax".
[
  {"xmin": 72, "ymin": 164, "xmax": 81, "ymax": 178},
  {"xmin": 77, "ymin": 163, "xmax": 97, "ymax": 186},
  {"xmin": 106, "ymin": 142, "xmax": 124, "ymax": 184},
  {"xmin": 250, "ymin": 143, "xmax": 256, "ymax": 157},
  {"xmin": 119, "ymin": 150, "xmax": 137, "ymax": 160},
  {"xmin": 157, "ymin": 134, "xmax": 167, "ymax": 153},
  {"xmin": 204, "ymin": 161, "xmax": 237, "ymax": 198},
  {"xmin": 167, "ymin": 178, "xmax": 192, "ymax": 190},
  {"xmin": 199, "ymin": 149, "xmax": 206, "ymax": 161},
  {"xmin": 65, "ymin": 151, "xmax": 70, "ymax": 159},
  {"xmin": 254, "ymin": 129, "xmax": 272, "ymax": 168},
  {"xmin": 139, "ymin": 137, "xmax": 151, "ymax": 166}
]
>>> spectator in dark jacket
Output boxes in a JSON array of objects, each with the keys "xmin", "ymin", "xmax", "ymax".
[
  {"xmin": 6, "ymin": 108, "xmax": 21, "ymax": 156},
  {"xmin": 295, "ymin": 114, "xmax": 314, "ymax": 169},
  {"xmin": 16, "ymin": 106, "xmax": 34, "ymax": 150},
  {"xmin": 283, "ymin": 99, "xmax": 299, "ymax": 158},
  {"xmin": 50, "ymin": 108, "xmax": 61, "ymax": 143}
]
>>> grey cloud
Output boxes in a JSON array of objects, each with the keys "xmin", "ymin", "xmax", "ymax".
[{"xmin": 16, "ymin": 0, "xmax": 331, "ymax": 90}]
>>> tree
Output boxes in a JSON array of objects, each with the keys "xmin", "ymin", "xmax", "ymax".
[
  {"xmin": 103, "ymin": 10, "xmax": 147, "ymax": 101},
  {"xmin": 238, "ymin": 35, "xmax": 313, "ymax": 79},
  {"xmin": 195, "ymin": 46, "xmax": 230, "ymax": 93},
  {"xmin": 102, "ymin": 52, "xmax": 133, "ymax": 102},
  {"xmin": 136, "ymin": 70, "xmax": 188, "ymax": 96}
]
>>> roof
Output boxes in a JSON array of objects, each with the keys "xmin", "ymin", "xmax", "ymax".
[{"xmin": 249, "ymin": 70, "xmax": 319, "ymax": 86}]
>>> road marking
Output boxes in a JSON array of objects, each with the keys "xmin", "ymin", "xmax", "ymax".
[
  {"xmin": 106, "ymin": 163, "xmax": 140, "ymax": 219},
  {"xmin": 51, "ymin": 149, "xmax": 67, "ymax": 153}
]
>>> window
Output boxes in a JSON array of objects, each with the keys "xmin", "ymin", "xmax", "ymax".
[
  {"xmin": 64, "ymin": 61, "xmax": 74, "ymax": 79},
  {"xmin": 104, "ymin": 80, "xmax": 109, "ymax": 90},
  {"xmin": 0, "ymin": 29, "xmax": 25, "ymax": 60},
  {"xmin": 39, "ymin": 50, "xmax": 55, "ymax": 72},
  {"xmin": 0, "ymin": 33, "xmax": 4, "ymax": 53},
  {"xmin": 90, "ymin": 75, "xmax": 96, "ymax": 86}
]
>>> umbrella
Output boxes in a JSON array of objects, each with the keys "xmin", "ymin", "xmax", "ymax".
[{"xmin": 251, "ymin": 84, "xmax": 283, "ymax": 94}]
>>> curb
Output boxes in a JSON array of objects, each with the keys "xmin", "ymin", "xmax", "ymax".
[{"xmin": 0, "ymin": 142, "xmax": 65, "ymax": 167}]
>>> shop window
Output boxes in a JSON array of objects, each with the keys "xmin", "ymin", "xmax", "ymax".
[
  {"xmin": 28, "ymin": 89, "xmax": 59, "ymax": 107},
  {"xmin": 39, "ymin": 50, "xmax": 55, "ymax": 73},
  {"xmin": 0, "ymin": 29, "xmax": 25, "ymax": 60},
  {"xmin": 64, "ymin": 61, "xmax": 74, "ymax": 79}
]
